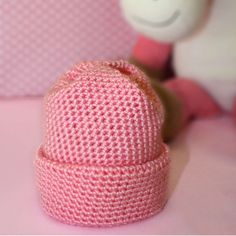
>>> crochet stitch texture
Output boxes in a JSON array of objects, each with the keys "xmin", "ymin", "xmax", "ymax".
[{"xmin": 35, "ymin": 60, "xmax": 169, "ymax": 227}]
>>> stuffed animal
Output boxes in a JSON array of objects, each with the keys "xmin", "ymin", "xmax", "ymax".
[{"xmin": 120, "ymin": 0, "xmax": 236, "ymax": 140}]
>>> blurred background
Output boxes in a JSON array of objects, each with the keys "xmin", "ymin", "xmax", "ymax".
[{"xmin": 0, "ymin": 0, "xmax": 136, "ymax": 97}]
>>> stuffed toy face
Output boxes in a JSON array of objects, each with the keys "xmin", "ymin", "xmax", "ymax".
[{"xmin": 121, "ymin": 0, "xmax": 210, "ymax": 42}]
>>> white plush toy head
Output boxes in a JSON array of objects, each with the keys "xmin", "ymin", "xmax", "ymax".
[{"xmin": 120, "ymin": 0, "xmax": 210, "ymax": 42}]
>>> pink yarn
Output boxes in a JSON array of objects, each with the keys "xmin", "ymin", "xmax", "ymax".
[{"xmin": 35, "ymin": 60, "xmax": 170, "ymax": 227}]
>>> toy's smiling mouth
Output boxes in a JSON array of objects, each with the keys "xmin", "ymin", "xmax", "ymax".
[{"xmin": 132, "ymin": 10, "xmax": 180, "ymax": 28}]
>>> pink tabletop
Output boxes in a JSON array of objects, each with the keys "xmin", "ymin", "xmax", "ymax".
[{"xmin": 0, "ymin": 99, "xmax": 236, "ymax": 234}]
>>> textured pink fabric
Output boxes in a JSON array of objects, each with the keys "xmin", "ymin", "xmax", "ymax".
[
  {"xmin": 164, "ymin": 78, "xmax": 223, "ymax": 124},
  {"xmin": 0, "ymin": 0, "xmax": 136, "ymax": 97},
  {"xmin": 35, "ymin": 60, "xmax": 169, "ymax": 227},
  {"xmin": 132, "ymin": 36, "xmax": 172, "ymax": 70}
]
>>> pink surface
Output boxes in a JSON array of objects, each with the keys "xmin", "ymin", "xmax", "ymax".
[{"xmin": 0, "ymin": 99, "xmax": 236, "ymax": 234}]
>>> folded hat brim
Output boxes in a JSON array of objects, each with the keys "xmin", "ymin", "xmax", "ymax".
[{"xmin": 34, "ymin": 144, "xmax": 169, "ymax": 227}]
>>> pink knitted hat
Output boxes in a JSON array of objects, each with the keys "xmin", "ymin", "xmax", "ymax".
[{"xmin": 35, "ymin": 60, "xmax": 169, "ymax": 227}]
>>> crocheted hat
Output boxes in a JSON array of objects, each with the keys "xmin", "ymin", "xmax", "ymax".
[{"xmin": 35, "ymin": 60, "xmax": 169, "ymax": 227}]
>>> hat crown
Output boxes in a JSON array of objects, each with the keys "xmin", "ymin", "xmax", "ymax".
[{"xmin": 43, "ymin": 61, "xmax": 164, "ymax": 166}]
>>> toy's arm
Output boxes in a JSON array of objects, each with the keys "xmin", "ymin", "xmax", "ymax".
[{"xmin": 130, "ymin": 35, "xmax": 172, "ymax": 81}]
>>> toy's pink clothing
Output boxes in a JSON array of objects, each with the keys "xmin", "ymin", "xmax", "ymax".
[
  {"xmin": 132, "ymin": 36, "xmax": 223, "ymax": 124},
  {"xmin": 35, "ymin": 60, "xmax": 169, "ymax": 227},
  {"xmin": 164, "ymin": 79, "xmax": 223, "ymax": 125},
  {"xmin": 232, "ymin": 99, "xmax": 236, "ymax": 122},
  {"xmin": 133, "ymin": 36, "xmax": 172, "ymax": 70}
]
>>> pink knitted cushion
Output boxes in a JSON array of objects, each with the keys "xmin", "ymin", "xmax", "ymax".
[{"xmin": 35, "ymin": 60, "xmax": 169, "ymax": 227}]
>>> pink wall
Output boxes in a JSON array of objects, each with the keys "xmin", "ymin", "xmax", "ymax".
[{"xmin": 0, "ymin": 0, "xmax": 136, "ymax": 97}]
